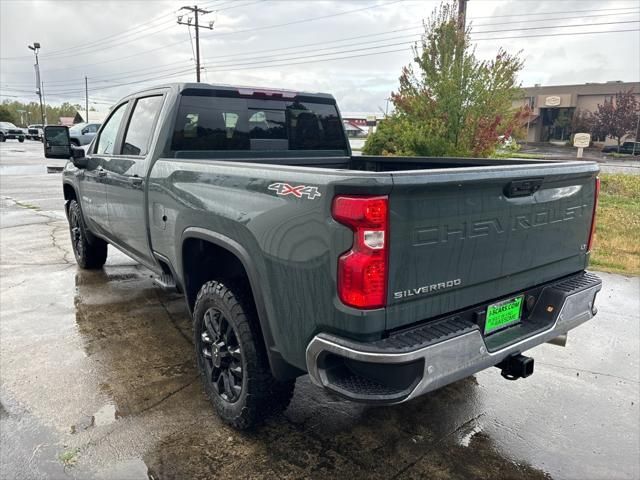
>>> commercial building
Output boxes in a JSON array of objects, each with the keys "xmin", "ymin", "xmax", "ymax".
[
  {"xmin": 341, "ymin": 112, "xmax": 383, "ymax": 136},
  {"xmin": 514, "ymin": 81, "xmax": 640, "ymax": 144}
]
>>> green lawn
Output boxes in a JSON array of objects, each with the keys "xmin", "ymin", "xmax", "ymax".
[{"xmin": 590, "ymin": 173, "xmax": 640, "ymax": 275}]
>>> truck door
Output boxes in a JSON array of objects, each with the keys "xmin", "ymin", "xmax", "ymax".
[
  {"xmin": 103, "ymin": 94, "xmax": 164, "ymax": 265},
  {"xmin": 81, "ymin": 101, "xmax": 128, "ymax": 236}
]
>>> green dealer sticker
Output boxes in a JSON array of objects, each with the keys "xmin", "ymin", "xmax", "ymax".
[{"xmin": 484, "ymin": 295, "xmax": 524, "ymax": 335}]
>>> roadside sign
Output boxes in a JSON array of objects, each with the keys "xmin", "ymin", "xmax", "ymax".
[
  {"xmin": 574, "ymin": 133, "xmax": 591, "ymax": 159},
  {"xmin": 545, "ymin": 96, "xmax": 561, "ymax": 106},
  {"xmin": 573, "ymin": 133, "xmax": 591, "ymax": 148}
]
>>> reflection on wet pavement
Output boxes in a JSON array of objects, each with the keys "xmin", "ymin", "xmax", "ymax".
[{"xmin": 1, "ymin": 148, "xmax": 639, "ymax": 480}]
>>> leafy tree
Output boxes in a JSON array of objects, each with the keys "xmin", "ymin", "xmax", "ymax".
[
  {"xmin": 1, "ymin": 99, "xmax": 84, "ymax": 125},
  {"xmin": 364, "ymin": 1, "xmax": 525, "ymax": 157},
  {"xmin": 592, "ymin": 89, "xmax": 639, "ymax": 150},
  {"xmin": 0, "ymin": 105, "xmax": 16, "ymax": 123},
  {"xmin": 570, "ymin": 109, "xmax": 595, "ymax": 140}
]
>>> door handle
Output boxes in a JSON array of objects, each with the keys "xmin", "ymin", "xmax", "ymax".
[
  {"xmin": 504, "ymin": 178, "xmax": 543, "ymax": 198},
  {"xmin": 130, "ymin": 176, "xmax": 143, "ymax": 186}
]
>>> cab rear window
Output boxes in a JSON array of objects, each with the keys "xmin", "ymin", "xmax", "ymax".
[{"xmin": 171, "ymin": 95, "xmax": 347, "ymax": 152}]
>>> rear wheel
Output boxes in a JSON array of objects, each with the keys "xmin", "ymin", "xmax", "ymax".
[
  {"xmin": 194, "ymin": 280, "xmax": 295, "ymax": 430},
  {"xmin": 18, "ymin": 137, "xmax": 24, "ymax": 143},
  {"xmin": 68, "ymin": 199, "xmax": 108, "ymax": 269}
]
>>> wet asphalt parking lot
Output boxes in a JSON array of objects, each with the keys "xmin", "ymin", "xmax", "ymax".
[{"xmin": 1, "ymin": 141, "xmax": 639, "ymax": 480}]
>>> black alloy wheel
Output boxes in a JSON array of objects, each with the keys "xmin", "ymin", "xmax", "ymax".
[
  {"xmin": 193, "ymin": 280, "xmax": 296, "ymax": 429},
  {"xmin": 198, "ymin": 307, "xmax": 244, "ymax": 403},
  {"xmin": 67, "ymin": 199, "xmax": 107, "ymax": 269},
  {"xmin": 69, "ymin": 202, "xmax": 85, "ymax": 260}
]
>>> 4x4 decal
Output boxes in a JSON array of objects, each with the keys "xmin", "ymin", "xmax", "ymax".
[{"xmin": 268, "ymin": 182, "xmax": 322, "ymax": 200}]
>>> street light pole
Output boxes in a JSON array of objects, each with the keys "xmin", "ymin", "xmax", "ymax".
[
  {"xmin": 85, "ymin": 76, "xmax": 89, "ymax": 122},
  {"xmin": 28, "ymin": 42, "xmax": 45, "ymax": 126}
]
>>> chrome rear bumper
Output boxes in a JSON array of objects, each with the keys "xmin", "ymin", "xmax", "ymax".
[{"xmin": 306, "ymin": 273, "xmax": 601, "ymax": 404}]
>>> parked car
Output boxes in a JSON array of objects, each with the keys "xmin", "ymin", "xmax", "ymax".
[
  {"xmin": 26, "ymin": 124, "xmax": 44, "ymax": 141},
  {"xmin": 601, "ymin": 141, "xmax": 640, "ymax": 155},
  {"xmin": 69, "ymin": 122, "xmax": 101, "ymax": 146},
  {"xmin": 44, "ymin": 83, "xmax": 602, "ymax": 430},
  {"xmin": 0, "ymin": 122, "xmax": 25, "ymax": 142}
]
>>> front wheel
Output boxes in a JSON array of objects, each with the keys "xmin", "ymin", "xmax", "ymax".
[
  {"xmin": 68, "ymin": 199, "xmax": 108, "ymax": 269},
  {"xmin": 194, "ymin": 280, "xmax": 295, "ymax": 430},
  {"xmin": 18, "ymin": 137, "xmax": 24, "ymax": 143},
  {"xmin": 0, "ymin": 133, "xmax": 5, "ymax": 142}
]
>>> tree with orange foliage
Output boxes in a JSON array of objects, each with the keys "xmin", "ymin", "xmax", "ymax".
[{"xmin": 364, "ymin": 1, "xmax": 526, "ymax": 157}]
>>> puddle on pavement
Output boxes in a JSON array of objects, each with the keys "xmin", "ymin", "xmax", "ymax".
[
  {"xmin": 64, "ymin": 265, "xmax": 554, "ymax": 479},
  {"xmin": 8, "ymin": 255, "xmax": 633, "ymax": 479},
  {"xmin": 1, "ymin": 262, "xmax": 555, "ymax": 479}
]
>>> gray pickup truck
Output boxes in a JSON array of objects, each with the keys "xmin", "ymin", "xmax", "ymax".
[{"xmin": 44, "ymin": 83, "xmax": 602, "ymax": 429}]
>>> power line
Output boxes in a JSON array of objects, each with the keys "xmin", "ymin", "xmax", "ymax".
[
  {"xmin": 5, "ymin": 27, "xmax": 636, "ymax": 102},
  {"xmin": 0, "ymin": 9, "xmax": 179, "ymax": 61},
  {"xmin": 202, "ymin": 0, "xmax": 404, "ymax": 38},
  {"xmin": 199, "ymin": 28, "xmax": 640, "ymax": 74},
  {"xmin": 468, "ymin": 5, "xmax": 640, "ymax": 20},
  {"xmin": 7, "ymin": 7, "xmax": 635, "ymax": 82},
  {"xmin": 38, "ymin": 27, "xmax": 640, "ymax": 96},
  {"xmin": 3, "ymin": 16, "xmax": 638, "ymax": 92},
  {"xmin": 201, "ymin": 9, "xmax": 638, "ymax": 62},
  {"xmin": 187, "ymin": 19, "xmax": 638, "ymax": 70},
  {"xmin": 0, "ymin": 0, "xmax": 409, "ymax": 75},
  {"xmin": 3, "ymin": 5, "xmax": 638, "ymax": 96}
]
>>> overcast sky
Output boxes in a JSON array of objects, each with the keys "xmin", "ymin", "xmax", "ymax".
[{"xmin": 1, "ymin": 0, "xmax": 639, "ymax": 114}]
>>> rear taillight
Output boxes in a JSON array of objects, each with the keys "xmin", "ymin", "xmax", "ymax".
[
  {"xmin": 332, "ymin": 195, "xmax": 389, "ymax": 309},
  {"xmin": 587, "ymin": 176, "xmax": 600, "ymax": 253}
]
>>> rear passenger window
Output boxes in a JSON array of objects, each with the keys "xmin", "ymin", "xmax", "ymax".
[
  {"xmin": 96, "ymin": 102, "xmax": 127, "ymax": 155},
  {"xmin": 122, "ymin": 95, "xmax": 163, "ymax": 156}
]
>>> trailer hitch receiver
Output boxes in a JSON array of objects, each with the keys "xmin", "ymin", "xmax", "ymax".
[{"xmin": 496, "ymin": 353, "xmax": 534, "ymax": 380}]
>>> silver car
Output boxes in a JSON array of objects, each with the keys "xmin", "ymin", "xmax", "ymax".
[
  {"xmin": 0, "ymin": 122, "xmax": 26, "ymax": 142},
  {"xmin": 69, "ymin": 122, "xmax": 101, "ymax": 146}
]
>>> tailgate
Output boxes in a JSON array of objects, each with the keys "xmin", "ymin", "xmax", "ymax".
[{"xmin": 385, "ymin": 162, "xmax": 599, "ymax": 330}]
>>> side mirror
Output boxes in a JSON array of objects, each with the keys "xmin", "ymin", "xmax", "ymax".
[
  {"xmin": 81, "ymin": 128, "xmax": 89, "ymax": 135},
  {"xmin": 43, "ymin": 126, "xmax": 72, "ymax": 159}
]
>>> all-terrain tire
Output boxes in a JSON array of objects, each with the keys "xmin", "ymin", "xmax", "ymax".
[
  {"xmin": 194, "ymin": 280, "xmax": 295, "ymax": 430},
  {"xmin": 67, "ymin": 199, "xmax": 108, "ymax": 269}
]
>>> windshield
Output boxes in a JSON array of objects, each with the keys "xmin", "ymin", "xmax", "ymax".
[
  {"xmin": 172, "ymin": 93, "xmax": 347, "ymax": 153},
  {"xmin": 0, "ymin": 122, "xmax": 17, "ymax": 129}
]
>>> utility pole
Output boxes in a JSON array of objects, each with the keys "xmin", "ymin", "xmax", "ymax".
[
  {"xmin": 458, "ymin": 0, "xmax": 468, "ymax": 31},
  {"xmin": 28, "ymin": 42, "xmax": 45, "ymax": 126},
  {"xmin": 85, "ymin": 76, "xmax": 89, "ymax": 122},
  {"xmin": 177, "ymin": 6, "xmax": 214, "ymax": 82}
]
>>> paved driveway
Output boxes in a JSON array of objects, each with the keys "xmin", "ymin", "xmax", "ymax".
[{"xmin": 1, "ymin": 142, "xmax": 639, "ymax": 479}]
